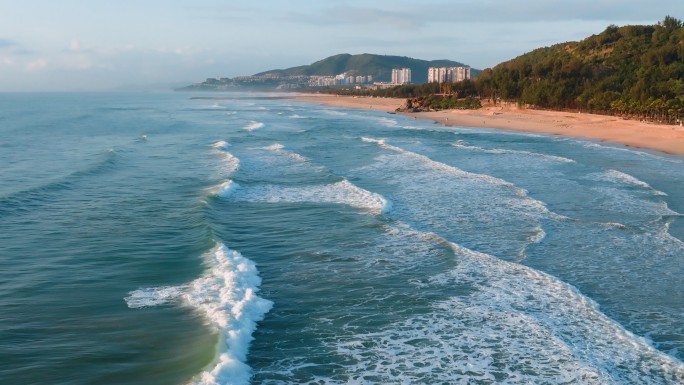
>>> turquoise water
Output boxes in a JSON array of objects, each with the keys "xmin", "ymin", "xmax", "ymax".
[{"xmin": 1, "ymin": 92, "xmax": 683, "ymax": 384}]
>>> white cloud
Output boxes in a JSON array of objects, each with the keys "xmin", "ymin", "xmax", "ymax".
[
  {"xmin": 68, "ymin": 38, "xmax": 82, "ymax": 52},
  {"xmin": 26, "ymin": 58, "xmax": 47, "ymax": 72}
]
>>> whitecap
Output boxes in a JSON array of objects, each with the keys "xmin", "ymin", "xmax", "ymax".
[
  {"xmin": 233, "ymin": 179, "xmax": 389, "ymax": 215},
  {"xmin": 207, "ymin": 180, "xmax": 238, "ymax": 198},
  {"xmin": 125, "ymin": 243, "xmax": 272, "ymax": 385},
  {"xmin": 334, "ymin": 230, "xmax": 684, "ymax": 384},
  {"xmin": 593, "ymin": 169, "xmax": 668, "ymax": 196},
  {"xmin": 375, "ymin": 117, "xmax": 399, "ymax": 128},
  {"xmin": 243, "ymin": 121, "xmax": 264, "ymax": 131},
  {"xmin": 323, "ymin": 110, "xmax": 348, "ymax": 116},
  {"xmin": 362, "ymin": 136, "xmax": 565, "ymax": 220},
  {"xmin": 211, "ymin": 140, "xmax": 230, "ymax": 150},
  {"xmin": 210, "ymin": 146, "xmax": 239, "ymax": 175},
  {"xmin": 261, "ymin": 143, "xmax": 309, "ymax": 163}
]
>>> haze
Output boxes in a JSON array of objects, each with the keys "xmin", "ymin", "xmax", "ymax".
[{"xmin": 0, "ymin": 0, "xmax": 679, "ymax": 91}]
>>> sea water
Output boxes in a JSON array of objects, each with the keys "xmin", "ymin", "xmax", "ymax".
[{"xmin": 1, "ymin": 92, "xmax": 683, "ymax": 384}]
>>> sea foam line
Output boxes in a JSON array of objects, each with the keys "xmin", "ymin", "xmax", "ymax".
[
  {"xmin": 334, "ymin": 226, "xmax": 684, "ymax": 383},
  {"xmin": 599, "ymin": 169, "xmax": 668, "ymax": 196},
  {"xmin": 207, "ymin": 180, "xmax": 239, "ymax": 198},
  {"xmin": 261, "ymin": 143, "xmax": 309, "ymax": 162},
  {"xmin": 362, "ymin": 137, "xmax": 565, "ymax": 220},
  {"xmin": 125, "ymin": 243, "xmax": 272, "ymax": 385},
  {"xmin": 211, "ymin": 141, "xmax": 240, "ymax": 175},
  {"xmin": 452, "ymin": 140, "xmax": 576, "ymax": 163},
  {"xmin": 231, "ymin": 179, "xmax": 390, "ymax": 215}
]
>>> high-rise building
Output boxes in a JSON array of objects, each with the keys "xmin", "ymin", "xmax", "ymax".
[
  {"xmin": 453, "ymin": 66, "xmax": 472, "ymax": 82},
  {"xmin": 427, "ymin": 66, "xmax": 472, "ymax": 83},
  {"xmin": 391, "ymin": 68, "xmax": 411, "ymax": 85}
]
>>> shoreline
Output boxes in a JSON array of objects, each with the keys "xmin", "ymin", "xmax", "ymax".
[{"xmin": 292, "ymin": 94, "xmax": 684, "ymax": 156}]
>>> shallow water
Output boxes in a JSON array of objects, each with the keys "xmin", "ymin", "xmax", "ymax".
[{"xmin": 1, "ymin": 92, "xmax": 682, "ymax": 384}]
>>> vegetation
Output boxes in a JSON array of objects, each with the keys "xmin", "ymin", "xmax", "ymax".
[
  {"xmin": 319, "ymin": 17, "xmax": 684, "ymax": 120},
  {"xmin": 473, "ymin": 16, "xmax": 684, "ymax": 124},
  {"xmin": 405, "ymin": 95, "xmax": 482, "ymax": 111},
  {"xmin": 316, "ymin": 81, "xmax": 482, "ymax": 110},
  {"xmin": 255, "ymin": 53, "xmax": 471, "ymax": 83}
]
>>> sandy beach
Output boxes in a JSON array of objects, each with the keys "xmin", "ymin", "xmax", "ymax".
[{"xmin": 293, "ymin": 94, "xmax": 684, "ymax": 155}]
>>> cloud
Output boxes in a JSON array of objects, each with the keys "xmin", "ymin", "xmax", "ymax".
[
  {"xmin": 281, "ymin": 6, "xmax": 423, "ymax": 29},
  {"xmin": 281, "ymin": 0, "xmax": 677, "ymax": 29},
  {"xmin": 69, "ymin": 38, "xmax": 82, "ymax": 52},
  {"xmin": 26, "ymin": 58, "xmax": 47, "ymax": 72},
  {"xmin": 0, "ymin": 38, "xmax": 15, "ymax": 48}
]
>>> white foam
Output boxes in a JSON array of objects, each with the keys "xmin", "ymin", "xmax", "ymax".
[
  {"xmin": 125, "ymin": 243, "xmax": 272, "ymax": 385},
  {"xmin": 656, "ymin": 220, "xmax": 684, "ymax": 249},
  {"xmin": 243, "ymin": 121, "xmax": 264, "ymax": 131},
  {"xmin": 517, "ymin": 225, "xmax": 547, "ymax": 261},
  {"xmin": 362, "ymin": 136, "xmax": 565, "ymax": 220},
  {"xmin": 185, "ymin": 244, "xmax": 273, "ymax": 385},
  {"xmin": 598, "ymin": 170, "xmax": 667, "ymax": 196},
  {"xmin": 261, "ymin": 143, "xmax": 309, "ymax": 163},
  {"xmin": 262, "ymin": 143, "xmax": 284, "ymax": 151},
  {"xmin": 333, "ymin": 231, "xmax": 684, "ymax": 383},
  {"xmin": 374, "ymin": 117, "xmax": 400, "ymax": 128},
  {"xmin": 289, "ymin": 114, "xmax": 307, "ymax": 119},
  {"xmin": 211, "ymin": 141, "xmax": 230, "ymax": 150},
  {"xmin": 599, "ymin": 222, "xmax": 629, "ymax": 230},
  {"xmin": 323, "ymin": 110, "xmax": 348, "ymax": 116},
  {"xmin": 452, "ymin": 141, "xmax": 576, "ymax": 163},
  {"xmin": 211, "ymin": 146, "xmax": 239, "ymax": 176},
  {"xmin": 124, "ymin": 285, "xmax": 185, "ymax": 308},
  {"xmin": 233, "ymin": 180, "xmax": 389, "ymax": 215},
  {"xmin": 583, "ymin": 142, "xmax": 684, "ymax": 164},
  {"xmin": 362, "ymin": 137, "xmax": 523, "ymax": 192},
  {"xmin": 208, "ymin": 180, "xmax": 238, "ymax": 198}
]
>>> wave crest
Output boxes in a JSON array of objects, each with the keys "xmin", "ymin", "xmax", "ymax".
[{"xmin": 125, "ymin": 243, "xmax": 272, "ymax": 385}]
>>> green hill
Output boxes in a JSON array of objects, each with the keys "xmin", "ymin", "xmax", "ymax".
[
  {"xmin": 254, "ymin": 53, "xmax": 473, "ymax": 83},
  {"xmin": 474, "ymin": 16, "xmax": 684, "ymax": 123}
]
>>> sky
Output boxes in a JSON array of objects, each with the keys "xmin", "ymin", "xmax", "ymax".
[{"xmin": 0, "ymin": 0, "xmax": 680, "ymax": 91}]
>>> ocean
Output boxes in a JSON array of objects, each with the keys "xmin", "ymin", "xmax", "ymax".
[{"xmin": 1, "ymin": 91, "xmax": 683, "ymax": 384}]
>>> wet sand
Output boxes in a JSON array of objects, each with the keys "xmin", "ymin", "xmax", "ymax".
[{"xmin": 292, "ymin": 94, "xmax": 684, "ymax": 155}]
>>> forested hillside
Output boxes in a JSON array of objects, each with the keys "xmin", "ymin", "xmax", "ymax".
[
  {"xmin": 474, "ymin": 16, "xmax": 684, "ymax": 123},
  {"xmin": 255, "ymin": 53, "xmax": 470, "ymax": 83}
]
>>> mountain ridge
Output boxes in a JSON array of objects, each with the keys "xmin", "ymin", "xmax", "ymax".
[{"xmin": 254, "ymin": 53, "xmax": 473, "ymax": 83}]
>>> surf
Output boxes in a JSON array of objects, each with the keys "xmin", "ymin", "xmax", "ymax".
[{"xmin": 125, "ymin": 242, "xmax": 272, "ymax": 385}]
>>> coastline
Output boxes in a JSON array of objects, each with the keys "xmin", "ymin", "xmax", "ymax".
[{"xmin": 292, "ymin": 94, "xmax": 684, "ymax": 156}]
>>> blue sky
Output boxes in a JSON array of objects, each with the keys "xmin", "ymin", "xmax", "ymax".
[{"xmin": 0, "ymin": 0, "xmax": 680, "ymax": 91}]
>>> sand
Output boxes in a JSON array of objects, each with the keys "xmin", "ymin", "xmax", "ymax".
[{"xmin": 292, "ymin": 94, "xmax": 684, "ymax": 156}]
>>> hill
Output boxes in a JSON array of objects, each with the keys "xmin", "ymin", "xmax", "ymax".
[
  {"xmin": 254, "ymin": 53, "xmax": 472, "ymax": 83},
  {"xmin": 473, "ymin": 16, "xmax": 684, "ymax": 124}
]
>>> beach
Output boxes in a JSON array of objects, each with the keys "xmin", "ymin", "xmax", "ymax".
[{"xmin": 293, "ymin": 94, "xmax": 684, "ymax": 155}]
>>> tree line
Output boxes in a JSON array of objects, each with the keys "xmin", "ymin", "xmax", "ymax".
[
  {"xmin": 473, "ymin": 16, "xmax": 684, "ymax": 124},
  {"xmin": 320, "ymin": 17, "xmax": 684, "ymax": 123}
]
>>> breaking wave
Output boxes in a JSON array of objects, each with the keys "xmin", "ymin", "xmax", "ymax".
[
  {"xmin": 243, "ymin": 121, "xmax": 264, "ymax": 131},
  {"xmin": 125, "ymin": 243, "xmax": 272, "ymax": 385}
]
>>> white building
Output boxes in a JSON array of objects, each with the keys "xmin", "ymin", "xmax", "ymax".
[
  {"xmin": 391, "ymin": 68, "xmax": 411, "ymax": 85},
  {"xmin": 427, "ymin": 66, "xmax": 472, "ymax": 83}
]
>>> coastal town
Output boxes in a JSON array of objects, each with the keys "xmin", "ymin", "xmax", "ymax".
[{"xmin": 195, "ymin": 66, "xmax": 472, "ymax": 91}]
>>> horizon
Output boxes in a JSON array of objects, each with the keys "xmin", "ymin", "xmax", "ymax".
[{"xmin": 0, "ymin": 0, "xmax": 680, "ymax": 92}]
